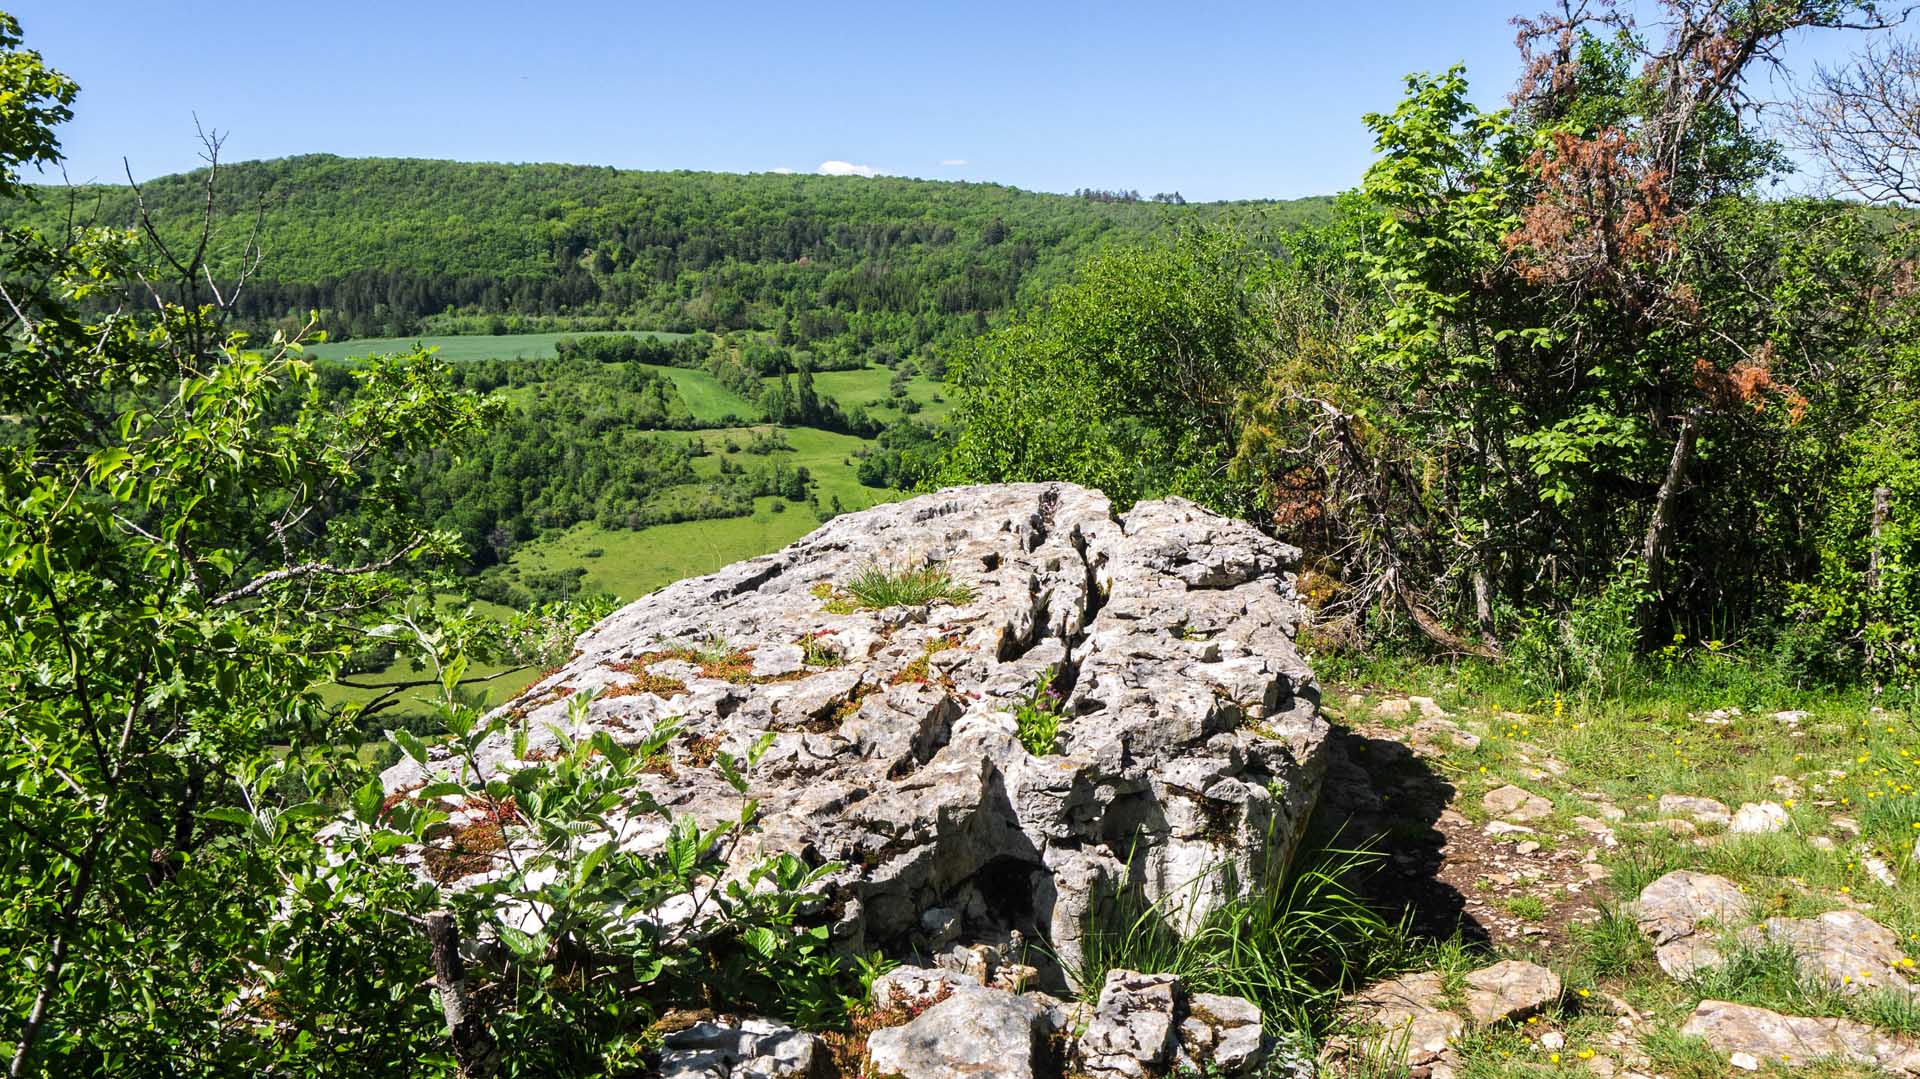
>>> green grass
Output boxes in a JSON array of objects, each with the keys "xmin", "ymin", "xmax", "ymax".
[
  {"xmin": 1073, "ymin": 838, "xmax": 1411, "ymax": 1038},
  {"xmin": 641, "ymin": 365, "xmax": 756, "ymax": 424},
  {"xmin": 306, "ymin": 330, "xmax": 686, "ymax": 363}
]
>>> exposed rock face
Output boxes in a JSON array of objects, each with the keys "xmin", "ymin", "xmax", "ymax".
[
  {"xmin": 866, "ymin": 988, "xmax": 1049, "ymax": 1079},
  {"xmin": 1682, "ymin": 1000, "xmax": 1920, "ymax": 1075},
  {"xmin": 383, "ymin": 483, "xmax": 1328, "ymax": 983},
  {"xmin": 1741, "ymin": 910, "xmax": 1917, "ymax": 997},
  {"xmin": 1632, "ymin": 870, "xmax": 1751, "ymax": 977},
  {"xmin": 1482, "ymin": 784, "xmax": 1553, "ymax": 823}
]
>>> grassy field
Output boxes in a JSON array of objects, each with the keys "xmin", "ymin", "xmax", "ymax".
[
  {"xmin": 306, "ymin": 330, "xmax": 687, "ymax": 363},
  {"xmin": 772, "ymin": 367, "xmax": 952, "ymax": 423},
  {"xmin": 644, "ymin": 365, "xmax": 758, "ymax": 424},
  {"xmin": 499, "ymin": 425, "xmax": 896, "ymax": 602}
]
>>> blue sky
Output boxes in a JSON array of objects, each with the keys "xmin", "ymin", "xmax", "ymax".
[{"xmin": 10, "ymin": 1, "xmax": 1877, "ymax": 201}]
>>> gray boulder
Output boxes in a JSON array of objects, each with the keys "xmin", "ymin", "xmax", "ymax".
[
  {"xmin": 866, "ymin": 988, "xmax": 1048, "ymax": 1079},
  {"xmin": 1462, "ymin": 960, "xmax": 1561, "ymax": 1025},
  {"xmin": 383, "ymin": 484, "xmax": 1328, "ymax": 982}
]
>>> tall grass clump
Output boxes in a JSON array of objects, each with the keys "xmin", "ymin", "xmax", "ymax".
[
  {"xmin": 1072, "ymin": 836, "xmax": 1408, "ymax": 1039},
  {"xmin": 841, "ymin": 562, "xmax": 975, "ymax": 610}
]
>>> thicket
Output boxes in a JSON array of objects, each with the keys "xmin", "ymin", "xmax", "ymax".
[{"xmin": 947, "ymin": 1, "xmax": 1920, "ymax": 690}]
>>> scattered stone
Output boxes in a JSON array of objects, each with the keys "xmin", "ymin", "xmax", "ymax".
[
  {"xmin": 1741, "ymin": 910, "xmax": 1916, "ymax": 996},
  {"xmin": 1483, "ymin": 785, "xmax": 1553, "ymax": 823},
  {"xmin": 1771, "ymin": 710, "xmax": 1812, "ymax": 724},
  {"xmin": 1068, "ymin": 971, "xmax": 1270, "ymax": 1079},
  {"xmin": 1462, "ymin": 960, "xmax": 1561, "ymax": 1025},
  {"xmin": 1810, "ymin": 836, "xmax": 1838, "ymax": 852},
  {"xmin": 1572, "ymin": 816, "xmax": 1618, "ymax": 846},
  {"xmin": 1681, "ymin": 1000, "xmax": 1920, "ymax": 1075},
  {"xmin": 1729, "ymin": 802, "xmax": 1788, "ymax": 834},
  {"xmin": 871, "ymin": 966, "xmax": 979, "ymax": 1011},
  {"xmin": 1629, "ymin": 818, "xmax": 1696, "ymax": 836},
  {"xmin": 867, "ymin": 988, "xmax": 1047, "ymax": 1079},
  {"xmin": 1074, "ymin": 971, "xmax": 1181, "ymax": 1079},
  {"xmin": 1864, "ymin": 855, "xmax": 1897, "ymax": 889},
  {"xmin": 657, "ymin": 1017, "xmax": 823, "ymax": 1079},
  {"xmin": 1484, "ymin": 820, "xmax": 1537, "ymax": 836},
  {"xmin": 1539, "ymin": 1031, "xmax": 1566, "ymax": 1051},
  {"xmin": 1633, "ymin": 870, "xmax": 1751, "ymax": 978},
  {"xmin": 1408, "ymin": 717, "xmax": 1481, "ymax": 756},
  {"xmin": 1515, "ymin": 840, "xmax": 1541, "ymax": 856},
  {"xmin": 1339, "ymin": 972, "xmax": 1465, "ymax": 1065},
  {"xmin": 1657, "ymin": 794, "xmax": 1731, "ymax": 827},
  {"xmin": 1376, "ymin": 696, "xmax": 1448, "ymax": 721},
  {"xmin": 1728, "ymin": 1050, "xmax": 1761, "ymax": 1071}
]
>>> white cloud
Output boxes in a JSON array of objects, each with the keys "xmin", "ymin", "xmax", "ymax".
[
  {"xmin": 769, "ymin": 167, "xmax": 795, "ymax": 174},
  {"xmin": 817, "ymin": 160, "xmax": 879, "ymax": 177},
  {"xmin": 941, "ymin": 158, "xmax": 968, "ymax": 166}
]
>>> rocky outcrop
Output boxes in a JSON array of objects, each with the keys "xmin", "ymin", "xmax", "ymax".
[
  {"xmin": 383, "ymin": 483, "xmax": 1329, "ymax": 984},
  {"xmin": 1329, "ymin": 959, "xmax": 1562, "ymax": 1078}
]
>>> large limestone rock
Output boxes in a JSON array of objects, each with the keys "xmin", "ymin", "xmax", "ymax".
[
  {"xmin": 383, "ymin": 484, "xmax": 1328, "ymax": 981},
  {"xmin": 1461, "ymin": 960, "xmax": 1561, "ymax": 1025}
]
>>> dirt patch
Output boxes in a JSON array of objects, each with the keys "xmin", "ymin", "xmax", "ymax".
[{"xmin": 1312, "ymin": 702, "xmax": 1611, "ymax": 952}]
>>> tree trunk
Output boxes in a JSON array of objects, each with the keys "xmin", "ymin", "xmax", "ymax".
[
  {"xmin": 1869, "ymin": 486, "xmax": 1891, "ymax": 591},
  {"xmin": 426, "ymin": 911, "xmax": 498, "ymax": 1079},
  {"xmin": 1640, "ymin": 412, "xmax": 1697, "ymax": 600}
]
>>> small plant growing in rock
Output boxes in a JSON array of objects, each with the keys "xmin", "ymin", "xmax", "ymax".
[
  {"xmin": 799, "ymin": 631, "xmax": 845, "ymax": 668},
  {"xmin": 841, "ymin": 562, "xmax": 975, "ymax": 610},
  {"xmin": 1016, "ymin": 667, "xmax": 1065, "ymax": 756}
]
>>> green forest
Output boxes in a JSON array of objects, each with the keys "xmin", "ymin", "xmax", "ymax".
[{"xmin": 5, "ymin": 2, "xmax": 1920, "ymax": 1077}]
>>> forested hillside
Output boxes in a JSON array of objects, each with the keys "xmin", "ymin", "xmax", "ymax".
[{"xmin": 9, "ymin": 156, "xmax": 1330, "ymax": 359}]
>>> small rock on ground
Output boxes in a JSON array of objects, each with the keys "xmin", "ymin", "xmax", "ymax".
[
  {"xmin": 1633, "ymin": 870, "xmax": 1751, "ymax": 978},
  {"xmin": 1462, "ymin": 960, "xmax": 1561, "ymax": 1025},
  {"xmin": 1657, "ymin": 794, "xmax": 1731, "ymax": 827},
  {"xmin": 1483, "ymin": 784, "xmax": 1553, "ymax": 822},
  {"xmin": 1729, "ymin": 801, "xmax": 1789, "ymax": 834}
]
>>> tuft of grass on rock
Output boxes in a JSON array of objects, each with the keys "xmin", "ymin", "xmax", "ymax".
[{"xmin": 838, "ymin": 562, "xmax": 974, "ymax": 611}]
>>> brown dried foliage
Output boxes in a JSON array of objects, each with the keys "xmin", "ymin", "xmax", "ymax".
[{"xmin": 1506, "ymin": 128, "xmax": 1680, "ymax": 290}]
